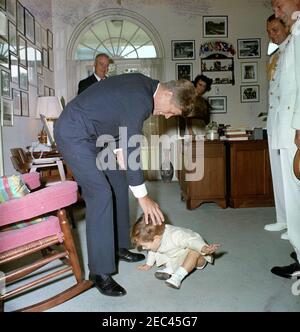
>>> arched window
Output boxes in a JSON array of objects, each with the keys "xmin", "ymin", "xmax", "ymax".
[
  {"xmin": 74, "ymin": 19, "xmax": 158, "ymax": 60},
  {"xmin": 67, "ymin": 11, "xmax": 166, "ymax": 180}
]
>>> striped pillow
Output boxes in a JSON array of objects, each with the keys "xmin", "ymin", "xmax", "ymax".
[{"xmin": 0, "ymin": 175, "xmax": 30, "ymax": 203}]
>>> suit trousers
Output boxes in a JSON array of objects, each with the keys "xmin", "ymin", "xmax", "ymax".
[
  {"xmin": 59, "ymin": 146, "xmax": 130, "ymax": 275},
  {"xmin": 268, "ymin": 135, "xmax": 287, "ymax": 225},
  {"xmin": 280, "ymin": 146, "xmax": 300, "ymax": 262}
]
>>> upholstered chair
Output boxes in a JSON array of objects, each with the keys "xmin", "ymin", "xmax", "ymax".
[{"xmin": 0, "ymin": 172, "xmax": 93, "ymax": 312}]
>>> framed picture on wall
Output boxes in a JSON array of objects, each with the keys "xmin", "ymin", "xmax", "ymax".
[
  {"xmin": 8, "ymin": 21, "xmax": 17, "ymax": 54},
  {"xmin": 48, "ymin": 48, "xmax": 53, "ymax": 71},
  {"xmin": 19, "ymin": 65, "xmax": 28, "ymax": 90},
  {"xmin": 16, "ymin": 1, "xmax": 24, "ymax": 34},
  {"xmin": 27, "ymin": 43, "xmax": 37, "ymax": 86},
  {"xmin": 0, "ymin": 0, "xmax": 6, "ymax": 10},
  {"xmin": 203, "ymin": 16, "xmax": 228, "ymax": 38},
  {"xmin": 12, "ymin": 88, "xmax": 21, "ymax": 116},
  {"xmin": 0, "ymin": 10, "xmax": 8, "ymax": 39},
  {"xmin": 44, "ymin": 85, "xmax": 50, "ymax": 96},
  {"xmin": 237, "ymin": 39, "xmax": 261, "ymax": 59},
  {"xmin": 41, "ymin": 27, "xmax": 47, "ymax": 49},
  {"xmin": 18, "ymin": 35, "xmax": 27, "ymax": 67},
  {"xmin": 24, "ymin": 8, "xmax": 35, "ymax": 43},
  {"xmin": 175, "ymin": 63, "xmax": 193, "ymax": 81},
  {"xmin": 37, "ymin": 75, "xmax": 44, "ymax": 96},
  {"xmin": 35, "ymin": 21, "xmax": 42, "ymax": 49},
  {"xmin": 1, "ymin": 98, "xmax": 13, "ymax": 126},
  {"xmin": 7, "ymin": 0, "xmax": 17, "ymax": 22},
  {"xmin": 47, "ymin": 29, "xmax": 53, "ymax": 48},
  {"xmin": 10, "ymin": 53, "xmax": 18, "ymax": 84},
  {"xmin": 0, "ymin": 37, "xmax": 9, "ymax": 68},
  {"xmin": 208, "ymin": 96, "xmax": 227, "ymax": 114},
  {"xmin": 241, "ymin": 85, "xmax": 260, "ymax": 103},
  {"xmin": 21, "ymin": 90, "xmax": 28, "ymax": 116},
  {"xmin": 171, "ymin": 40, "xmax": 195, "ymax": 60},
  {"xmin": 241, "ymin": 62, "xmax": 258, "ymax": 83},
  {"xmin": 42, "ymin": 48, "xmax": 48, "ymax": 68},
  {"xmin": 36, "ymin": 48, "xmax": 42, "ymax": 74},
  {"xmin": 1, "ymin": 69, "xmax": 11, "ymax": 98}
]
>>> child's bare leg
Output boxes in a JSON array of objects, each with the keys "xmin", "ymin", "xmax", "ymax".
[{"xmin": 181, "ymin": 250, "xmax": 202, "ymax": 273}]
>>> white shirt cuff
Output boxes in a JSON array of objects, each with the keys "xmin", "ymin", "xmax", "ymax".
[
  {"xmin": 113, "ymin": 148, "xmax": 122, "ymax": 154},
  {"xmin": 129, "ymin": 183, "xmax": 148, "ymax": 198}
]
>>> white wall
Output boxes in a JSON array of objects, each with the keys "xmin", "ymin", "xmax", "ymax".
[
  {"xmin": 2, "ymin": 0, "xmax": 54, "ymax": 175},
  {"xmin": 2, "ymin": 0, "xmax": 273, "ymax": 174},
  {"xmin": 52, "ymin": 0, "xmax": 271, "ymax": 130}
]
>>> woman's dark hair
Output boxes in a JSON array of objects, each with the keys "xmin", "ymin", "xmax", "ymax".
[{"xmin": 193, "ymin": 75, "xmax": 213, "ymax": 92}]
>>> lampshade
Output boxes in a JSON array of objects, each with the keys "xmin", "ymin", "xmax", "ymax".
[{"xmin": 36, "ymin": 96, "xmax": 62, "ymax": 119}]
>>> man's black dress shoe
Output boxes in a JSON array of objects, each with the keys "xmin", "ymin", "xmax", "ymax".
[
  {"xmin": 290, "ymin": 252, "xmax": 298, "ymax": 262},
  {"xmin": 118, "ymin": 248, "xmax": 145, "ymax": 262},
  {"xmin": 89, "ymin": 274, "xmax": 126, "ymax": 297},
  {"xmin": 271, "ymin": 263, "xmax": 300, "ymax": 279}
]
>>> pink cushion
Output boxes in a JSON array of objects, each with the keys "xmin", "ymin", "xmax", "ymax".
[
  {"xmin": 0, "ymin": 181, "xmax": 78, "ymax": 227},
  {"xmin": 0, "ymin": 216, "xmax": 63, "ymax": 254},
  {"xmin": 21, "ymin": 172, "xmax": 41, "ymax": 190}
]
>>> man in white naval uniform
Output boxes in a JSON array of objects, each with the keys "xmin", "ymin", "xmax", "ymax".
[
  {"xmin": 271, "ymin": 0, "xmax": 300, "ymax": 278},
  {"xmin": 264, "ymin": 15, "xmax": 290, "ymax": 237}
]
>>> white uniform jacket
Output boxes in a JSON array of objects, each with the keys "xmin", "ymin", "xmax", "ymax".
[{"xmin": 270, "ymin": 14, "xmax": 300, "ymax": 149}]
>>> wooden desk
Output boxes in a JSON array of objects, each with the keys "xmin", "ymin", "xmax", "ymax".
[
  {"xmin": 178, "ymin": 140, "xmax": 227, "ymax": 209},
  {"xmin": 228, "ymin": 140, "xmax": 274, "ymax": 208},
  {"xmin": 178, "ymin": 139, "xmax": 274, "ymax": 209}
]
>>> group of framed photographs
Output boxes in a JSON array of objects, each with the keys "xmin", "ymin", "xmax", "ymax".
[
  {"xmin": 239, "ymin": 40, "xmax": 260, "ymax": 103},
  {"xmin": 172, "ymin": 14, "xmax": 261, "ymax": 107},
  {"xmin": 0, "ymin": 0, "xmax": 55, "ymax": 126},
  {"xmin": 172, "ymin": 40, "xmax": 195, "ymax": 81}
]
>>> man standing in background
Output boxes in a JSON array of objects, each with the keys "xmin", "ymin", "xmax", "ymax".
[
  {"xmin": 270, "ymin": 0, "xmax": 300, "ymax": 279},
  {"xmin": 78, "ymin": 53, "xmax": 111, "ymax": 94},
  {"xmin": 264, "ymin": 15, "xmax": 290, "ymax": 239}
]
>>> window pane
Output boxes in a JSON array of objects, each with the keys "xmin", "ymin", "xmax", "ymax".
[
  {"xmin": 137, "ymin": 45, "xmax": 157, "ymax": 58},
  {"xmin": 91, "ymin": 21, "xmax": 109, "ymax": 41},
  {"xmin": 75, "ymin": 19, "xmax": 157, "ymax": 60},
  {"xmin": 75, "ymin": 44, "xmax": 95, "ymax": 60}
]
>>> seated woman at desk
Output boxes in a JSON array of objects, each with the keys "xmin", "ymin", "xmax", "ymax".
[{"xmin": 179, "ymin": 75, "xmax": 212, "ymax": 137}]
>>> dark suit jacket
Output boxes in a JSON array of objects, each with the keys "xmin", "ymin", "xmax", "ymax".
[
  {"xmin": 77, "ymin": 74, "xmax": 98, "ymax": 95},
  {"xmin": 55, "ymin": 73, "xmax": 159, "ymax": 187}
]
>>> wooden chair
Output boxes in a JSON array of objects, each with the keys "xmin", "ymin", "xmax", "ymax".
[
  {"xmin": 10, "ymin": 148, "xmax": 68, "ymax": 185},
  {"xmin": 0, "ymin": 172, "xmax": 93, "ymax": 312}
]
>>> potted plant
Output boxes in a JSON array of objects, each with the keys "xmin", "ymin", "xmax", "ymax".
[{"xmin": 205, "ymin": 121, "xmax": 219, "ymax": 140}]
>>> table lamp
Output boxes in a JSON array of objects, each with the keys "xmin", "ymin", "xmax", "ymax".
[{"xmin": 36, "ymin": 96, "xmax": 63, "ymax": 147}]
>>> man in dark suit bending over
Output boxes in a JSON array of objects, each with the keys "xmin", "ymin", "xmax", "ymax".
[
  {"xmin": 54, "ymin": 73, "xmax": 196, "ymax": 297},
  {"xmin": 77, "ymin": 53, "xmax": 111, "ymax": 94}
]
